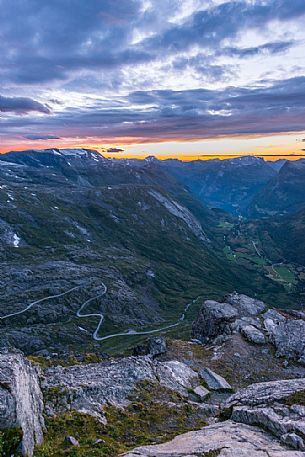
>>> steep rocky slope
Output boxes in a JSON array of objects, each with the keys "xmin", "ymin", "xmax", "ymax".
[
  {"xmin": 244, "ymin": 208, "xmax": 305, "ymax": 266},
  {"xmin": 248, "ymin": 159, "xmax": 305, "ymax": 217}
]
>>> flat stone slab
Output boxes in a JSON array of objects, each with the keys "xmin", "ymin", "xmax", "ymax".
[
  {"xmin": 193, "ymin": 385, "xmax": 210, "ymax": 401},
  {"xmin": 123, "ymin": 420, "xmax": 304, "ymax": 456},
  {"xmin": 199, "ymin": 367, "xmax": 232, "ymax": 391}
]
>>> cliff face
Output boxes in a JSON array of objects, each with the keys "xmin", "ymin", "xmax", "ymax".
[{"xmin": 0, "ymin": 351, "xmax": 44, "ymax": 456}]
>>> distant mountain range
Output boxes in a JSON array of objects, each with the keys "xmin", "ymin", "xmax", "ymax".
[
  {"xmin": 159, "ymin": 156, "xmax": 305, "ymax": 218},
  {"xmin": 0, "ymin": 148, "xmax": 304, "ymax": 355},
  {"xmin": 160, "ymin": 156, "xmax": 277, "ymax": 216}
]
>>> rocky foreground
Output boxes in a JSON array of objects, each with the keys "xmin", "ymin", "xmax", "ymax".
[{"xmin": 1, "ymin": 293, "xmax": 305, "ymax": 456}]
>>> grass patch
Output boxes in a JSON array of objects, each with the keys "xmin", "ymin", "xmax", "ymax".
[
  {"xmin": 285, "ymin": 390, "xmax": 305, "ymax": 406},
  {"xmin": 218, "ymin": 221, "xmax": 234, "ymax": 230},
  {"xmin": 273, "ymin": 266, "xmax": 297, "ymax": 284},
  {"xmin": 0, "ymin": 428, "xmax": 22, "ymax": 456},
  {"xmin": 28, "ymin": 353, "xmax": 104, "ymax": 369}
]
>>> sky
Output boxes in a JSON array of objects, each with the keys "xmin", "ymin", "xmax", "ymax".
[{"xmin": 1, "ymin": 0, "xmax": 305, "ymax": 159}]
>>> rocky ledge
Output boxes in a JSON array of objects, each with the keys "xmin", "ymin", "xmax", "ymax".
[
  {"xmin": 123, "ymin": 421, "xmax": 304, "ymax": 456},
  {"xmin": 42, "ymin": 356, "xmax": 200, "ymax": 421}
]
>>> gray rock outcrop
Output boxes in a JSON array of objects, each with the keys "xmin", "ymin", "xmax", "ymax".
[
  {"xmin": 192, "ymin": 292, "xmax": 305, "ymax": 365},
  {"xmin": 264, "ymin": 315, "xmax": 305, "ymax": 364},
  {"xmin": 192, "ymin": 300, "xmax": 238, "ymax": 343},
  {"xmin": 0, "ymin": 344, "xmax": 304, "ymax": 457},
  {"xmin": 226, "ymin": 378, "xmax": 305, "ymax": 408},
  {"xmin": 42, "ymin": 356, "xmax": 199, "ymax": 421},
  {"xmin": 133, "ymin": 336, "xmax": 167, "ymax": 358},
  {"xmin": 123, "ymin": 376, "xmax": 305, "ymax": 456},
  {"xmin": 240, "ymin": 324, "xmax": 266, "ymax": 344},
  {"xmin": 231, "ymin": 406, "xmax": 305, "ymax": 450},
  {"xmin": 148, "ymin": 336, "xmax": 167, "ymax": 358},
  {"xmin": 226, "ymin": 292, "xmax": 266, "ymax": 315}
]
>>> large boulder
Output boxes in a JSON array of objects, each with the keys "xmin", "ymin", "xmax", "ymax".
[
  {"xmin": 192, "ymin": 293, "xmax": 305, "ymax": 366},
  {"xmin": 155, "ymin": 361, "xmax": 198, "ymax": 395},
  {"xmin": 226, "ymin": 292, "xmax": 266, "ymax": 316},
  {"xmin": 240, "ymin": 324, "xmax": 266, "ymax": 345},
  {"xmin": 133, "ymin": 336, "xmax": 167, "ymax": 358},
  {"xmin": 192, "ymin": 300, "xmax": 238, "ymax": 343},
  {"xmin": 149, "ymin": 336, "xmax": 167, "ymax": 358},
  {"xmin": 264, "ymin": 315, "xmax": 305, "ymax": 364}
]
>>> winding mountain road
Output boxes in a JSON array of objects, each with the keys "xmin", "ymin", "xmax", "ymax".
[
  {"xmin": 76, "ymin": 283, "xmax": 108, "ymax": 340},
  {"xmin": 0, "ymin": 286, "xmax": 79, "ymax": 320},
  {"xmin": 0, "ymin": 283, "xmax": 196, "ymax": 343}
]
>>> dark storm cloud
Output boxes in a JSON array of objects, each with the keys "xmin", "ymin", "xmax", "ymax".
[{"xmin": 0, "ymin": 95, "xmax": 51, "ymax": 114}]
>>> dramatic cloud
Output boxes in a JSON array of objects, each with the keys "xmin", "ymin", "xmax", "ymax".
[
  {"xmin": 1, "ymin": 0, "xmax": 305, "ymax": 151},
  {"xmin": 0, "ymin": 95, "xmax": 51, "ymax": 114},
  {"xmin": 2, "ymin": 76, "xmax": 305, "ymax": 144}
]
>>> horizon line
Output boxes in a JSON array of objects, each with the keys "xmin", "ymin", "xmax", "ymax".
[{"xmin": 1, "ymin": 148, "xmax": 305, "ymax": 162}]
